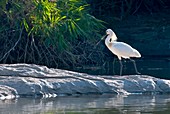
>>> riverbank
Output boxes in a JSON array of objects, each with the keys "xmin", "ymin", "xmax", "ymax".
[{"xmin": 0, "ymin": 64, "xmax": 170, "ymax": 100}]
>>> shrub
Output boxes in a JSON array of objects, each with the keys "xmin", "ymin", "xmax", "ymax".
[{"xmin": 0, "ymin": 0, "xmax": 105, "ymax": 68}]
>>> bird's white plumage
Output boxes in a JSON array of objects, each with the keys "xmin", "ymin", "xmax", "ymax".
[
  {"xmin": 105, "ymin": 29, "xmax": 141, "ymax": 60},
  {"xmin": 104, "ymin": 29, "xmax": 141, "ymax": 75},
  {"xmin": 106, "ymin": 41, "xmax": 141, "ymax": 60}
]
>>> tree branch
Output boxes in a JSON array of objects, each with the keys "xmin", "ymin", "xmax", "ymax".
[{"xmin": 0, "ymin": 27, "xmax": 24, "ymax": 62}]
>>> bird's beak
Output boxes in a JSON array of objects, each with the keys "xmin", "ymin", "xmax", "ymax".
[
  {"xmin": 101, "ymin": 34, "xmax": 108, "ymax": 40},
  {"xmin": 95, "ymin": 34, "xmax": 108, "ymax": 46}
]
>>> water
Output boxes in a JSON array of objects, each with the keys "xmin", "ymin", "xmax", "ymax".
[
  {"xmin": 75, "ymin": 58, "xmax": 170, "ymax": 79},
  {"xmin": 1, "ymin": 94, "xmax": 170, "ymax": 114}
]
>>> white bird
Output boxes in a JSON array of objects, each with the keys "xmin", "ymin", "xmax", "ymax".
[{"xmin": 103, "ymin": 29, "xmax": 141, "ymax": 75}]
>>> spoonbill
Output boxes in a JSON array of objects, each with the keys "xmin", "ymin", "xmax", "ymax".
[{"xmin": 103, "ymin": 29, "xmax": 141, "ymax": 75}]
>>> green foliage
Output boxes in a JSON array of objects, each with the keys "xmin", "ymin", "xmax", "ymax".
[
  {"xmin": 21, "ymin": 0, "xmax": 104, "ymax": 51},
  {"xmin": 0, "ymin": 0, "xmax": 105, "ymax": 68}
]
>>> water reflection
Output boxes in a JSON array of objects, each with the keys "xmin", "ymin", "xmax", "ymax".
[{"xmin": 0, "ymin": 94, "xmax": 170, "ymax": 114}]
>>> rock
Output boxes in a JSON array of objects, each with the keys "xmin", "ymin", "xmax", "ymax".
[
  {"xmin": 0, "ymin": 85, "xmax": 18, "ymax": 100},
  {"xmin": 0, "ymin": 64, "xmax": 170, "ymax": 99}
]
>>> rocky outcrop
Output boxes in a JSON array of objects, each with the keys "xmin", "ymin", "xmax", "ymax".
[{"xmin": 0, "ymin": 64, "xmax": 170, "ymax": 100}]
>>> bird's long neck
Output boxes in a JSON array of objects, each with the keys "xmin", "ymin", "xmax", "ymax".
[
  {"xmin": 105, "ymin": 32, "xmax": 118, "ymax": 49},
  {"xmin": 106, "ymin": 34, "xmax": 117, "ymax": 43},
  {"xmin": 110, "ymin": 32, "xmax": 117, "ymax": 42},
  {"xmin": 105, "ymin": 35, "xmax": 115, "ymax": 49}
]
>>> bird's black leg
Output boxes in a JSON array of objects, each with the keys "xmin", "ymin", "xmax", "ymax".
[
  {"xmin": 112, "ymin": 57, "xmax": 116, "ymax": 75},
  {"xmin": 130, "ymin": 59, "xmax": 141, "ymax": 74},
  {"xmin": 119, "ymin": 60, "xmax": 123, "ymax": 76}
]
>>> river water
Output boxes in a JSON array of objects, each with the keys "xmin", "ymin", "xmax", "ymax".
[{"xmin": 1, "ymin": 94, "xmax": 170, "ymax": 114}]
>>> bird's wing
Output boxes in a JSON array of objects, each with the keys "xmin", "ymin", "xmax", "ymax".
[{"xmin": 112, "ymin": 42, "xmax": 134, "ymax": 58}]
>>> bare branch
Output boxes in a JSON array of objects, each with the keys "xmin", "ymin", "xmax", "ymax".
[{"xmin": 0, "ymin": 27, "xmax": 24, "ymax": 62}]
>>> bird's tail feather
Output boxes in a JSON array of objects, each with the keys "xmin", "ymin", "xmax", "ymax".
[{"xmin": 133, "ymin": 49, "xmax": 141, "ymax": 58}]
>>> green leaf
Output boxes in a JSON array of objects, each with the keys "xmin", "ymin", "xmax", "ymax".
[{"xmin": 23, "ymin": 18, "xmax": 29, "ymax": 32}]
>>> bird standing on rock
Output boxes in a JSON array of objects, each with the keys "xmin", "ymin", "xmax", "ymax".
[{"xmin": 103, "ymin": 29, "xmax": 141, "ymax": 75}]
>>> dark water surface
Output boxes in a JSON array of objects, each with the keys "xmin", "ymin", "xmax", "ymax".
[
  {"xmin": 1, "ymin": 94, "xmax": 170, "ymax": 114},
  {"xmin": 75, "ymin": 58, "xmax": 170, "ymax": 79}
]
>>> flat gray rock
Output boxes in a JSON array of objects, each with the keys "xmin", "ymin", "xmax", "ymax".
[{"xmin": 0, "ymin": 64, "xmax": 170, "ymax": 99}]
